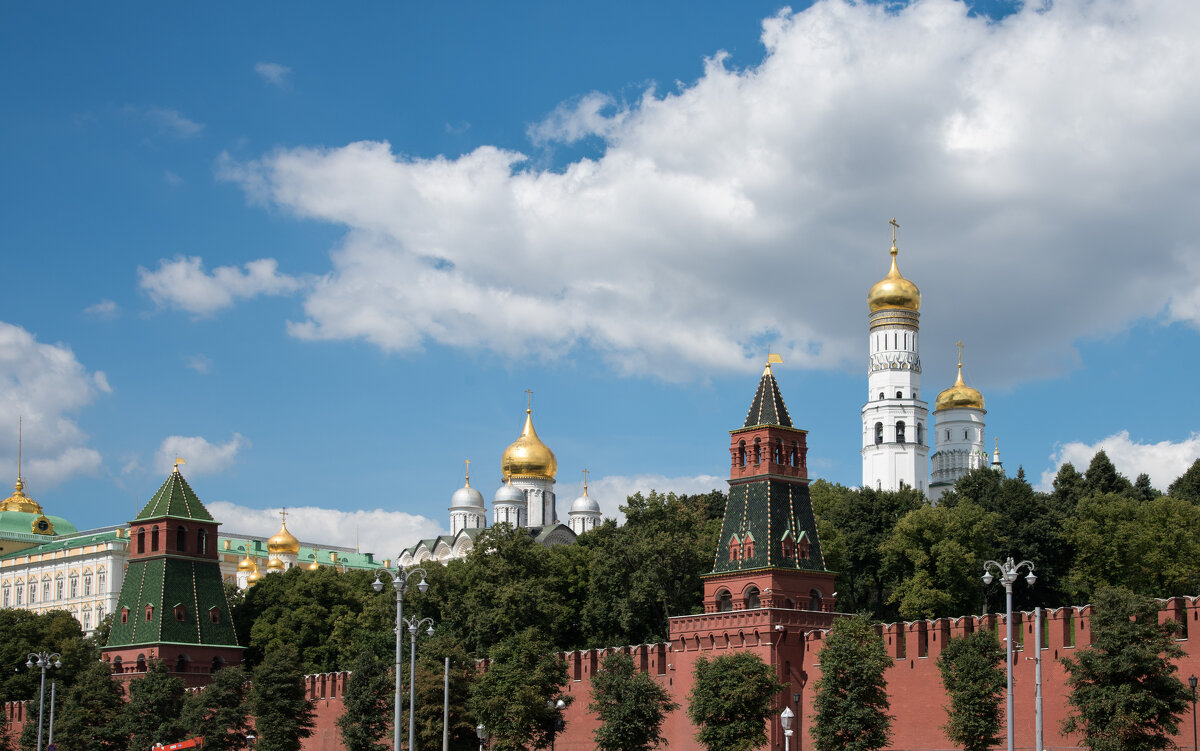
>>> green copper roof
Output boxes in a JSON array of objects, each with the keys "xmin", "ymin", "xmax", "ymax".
[
  {"xmin": 0, "ymin": 511, "xmax": 78, "ymax": 540},
  {"xmin": 711, "ymin": 478, "xmax": 826, "ymax": 575},
  {"xmin": 136, "ymin": 470, "xmax": 214, "ymax": 522},
  {"xmin": 0, "ymin": 528, "xmax": 118, "ymax": 559},
  {"xmin": 106, "ymin": 557, "xmax": 239, "ymax": 649},
  {"xmin": 743, "ymin": 369, "xmax": 793, "ymax": 428}
]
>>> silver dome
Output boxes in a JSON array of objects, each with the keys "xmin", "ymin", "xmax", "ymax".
[
  {"xmin": 450, "ymin": 484, "xmax": 485, "ymax": 508},
  {"xmin": 570, "ymin": 493, "xmax": 601, "ymax": 514},
  {"xmin": 494, "ymin": 482, "xmax": 525, "ymax": 505}
]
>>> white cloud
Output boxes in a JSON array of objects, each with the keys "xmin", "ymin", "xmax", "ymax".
[
  {"xmin": 1039, "ymin": 430, "xmax": 1200, "ymax": 492},
  {"xmin": 205, "ymin": 501, "xmax": 444, "ymax": 561},
  {"xmin": 554, "ymin": 473, "xmax": 725, "ymax": 523},
  {"xmin": 164, "ymin": 170, "xmax": 184, "ymax": 187},
  {"xmin": 127, "ymin": 106, "xmax": 204, "ymax": 138},
  {"xmin": 217, "ymin": 0, "xmax": 1200, "ymax": 386},
  {"xmin": 154, "ymin": 433, "xmax": 249, "ymax": 478},
  {"xmin": 0, "ymin": 322, "xmax": 106, "ymax": 485},
  {"xmin": 185, "ymin": 354, "xmax": 214, "ymax": 374},
  {"xmin": 255, "ymin": 62, "xmax": 292, "ymax": 87},
  {"xmin": 84, "ymin": 299, "xmax": 118, "ymax": 318},
  {"xmin": 138, "ymin": 256, "xmax": 306, "ymax": 316}
]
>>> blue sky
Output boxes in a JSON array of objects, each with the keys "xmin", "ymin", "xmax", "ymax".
[{"xmin": 2, "ymin": 0, "xmax": 1199, "ymax": 555}]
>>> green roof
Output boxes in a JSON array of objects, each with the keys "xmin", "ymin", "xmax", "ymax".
[
  {"xmin": 712, "ymin": 478, "xmax": 826, "ymax": 575},
  {"xmin": 742, "ymin": 369, "xmax": 793, "ymax": 428},
  {"xmin": 106, "ymin": 557, "xmax": 239, "ymax": 649},
  {"xmin": 219, "ymin": 536, "xmax": 380, "ymax": 570},
  {"xmin": 136, "ymin": 470, "xmax": 214, "ymax": 522},
  {"xmin": 0, "ymin": 510, "xmax": 78, "ymax": 540},
  {"xmin": 0, "ymin": 528, "xmax": 119, "ymax": 559}
]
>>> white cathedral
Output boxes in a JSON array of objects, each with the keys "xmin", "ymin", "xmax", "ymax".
[
  {"xmin": 398, "ymin": 404, "xmax": 602, "ymax": 566},
  {"xmin": 861, "ymin": 222, "xmax": 1001, "ymax": 502}
]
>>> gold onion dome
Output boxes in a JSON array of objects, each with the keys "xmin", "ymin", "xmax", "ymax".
[
  {"xmin": 501, "ymin": 409, "xmax": 557, "ymax": 480},
  {"xmin": 307, "ymin": 559, "xmax": 320, "ymax": 571},
  {"xmin": 247, "ymin": 567, "xmax": 264, "ymax": 585},
  {"xmin": 237, "ymin": 552, "xmax": 256, "ymax": 572},
  {"xmin": 266, "ymin": 557, "xmax": 285, "ymax": 572},
  {"xmin": 867, "ymin": 244, "xmax": 921, "ymax": 313},
  {"xmin": 267, "ymin": 516, "xmax": 301, "ymax": 556},
  {"xmin": 935, "ymin": 362, "xmax": 986, "ymax": 412}
]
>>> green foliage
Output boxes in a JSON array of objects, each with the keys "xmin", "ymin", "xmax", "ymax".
[
  {"xmin": 180, "ymin": 666, "xmax": 251, "ymax": 751},
  {"xmin": 1168, "ymin": 458, "xmax": 1200, "ymax": 503},
  {"xmin": 937, "ymin": 630, "xmax": 1005, "ymax": 751},
  {"xmin": 467, "ymin": 628, "xmax": 570, "ymax": 751},
  {"xmin": 810, "ymin": 615, "xmax": 892, "ymax": 751},
  {"xmin": 1061, "ymin": 587, "xmax": 1191, "ymax": 751},
  {"xmin": 1064, "ymin": 493, "xmax": 1200, "ymax": 601},
  {"xmin": 52, "ymin": 659, "xmax": 126, "ymax": 751},
  {"xmin": 1082, "ymin": 451, "xmax": 1134, "ymax": 498},
  {"xmin": 120, "ymin": 659, "xmax": 186, "ymax": 751},
  {"xmin": 248, "ymin": 645, "xmax": 315, "ymax": 751},
  {"xmin": 337, "ymin": 650, "xmax": 392, "ymax": 751},
  {"xmin": 0, "ymin": 610, "xmax": 93, "ymax": 702},
  {"xmin": 881, "ymin": 501, "xmax": 1002, "ymax": 619},
  {"xmin": 408, "ymin": 633, "xmax": 477, "ymax": 751},
  {"xmin": 589, "ymin": 652, "xmax": 678, "ymax": 751},
  {"xmin": 1050, "ymin": 462, "xmax": 1086, "ymax": 514},
  {"xmin": 687, "ymin": 651, "xmax": 785, "ymax": 751}
]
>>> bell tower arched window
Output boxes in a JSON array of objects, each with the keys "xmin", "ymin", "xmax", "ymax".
[
  {"xmin": 875, "ymin": 422, "xmax": 884, "ymax": 445},
  {"xmin": 176, "ymin": 525, "xmax": 187, "ymax": 552},
  {"xmin": 896, "ymin": 421, "xmax": 906, "ymax": 444}
]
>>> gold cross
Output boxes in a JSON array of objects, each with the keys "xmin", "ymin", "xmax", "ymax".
[
  {"xmin": 582, "ymin": 468, "xmax": 589, "ymax": 493},
  {"xmin": 464, "ymin": 459, "xmax": 471, "ymax": 484},
  {"xmin": 280, "ymin": 506, "xmax": 287, "ymax": 524},
  {"xmin": 956, "ymin": 340, "xmax": 963, "ymax": 367},
  {"xmin": 889, "ymin": 217, "xmax": 900, "ymax": 245},
  {"xmin": 525, "ymin": 389, "xmax": 533, "ymax": 410}
]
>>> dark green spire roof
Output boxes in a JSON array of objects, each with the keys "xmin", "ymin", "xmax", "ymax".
[
  {"xmin": 135, "ymin": 469, "xmax": 214, "ymax": 522},
  {"xmin": 743, "ymin": 367, "xmax": 793, "ymax": 428}
]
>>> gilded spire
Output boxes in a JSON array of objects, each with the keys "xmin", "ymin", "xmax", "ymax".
[{"xmin": 2, "ymin": 417, "xmax": 43, "ymax": 514}]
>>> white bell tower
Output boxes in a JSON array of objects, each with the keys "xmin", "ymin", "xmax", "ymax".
[{"xmin": 861, "ymin": 220, "xmax": 930, "ymax": 495}]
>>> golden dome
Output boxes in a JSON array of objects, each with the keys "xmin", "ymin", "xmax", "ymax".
[
  {"xmin": 237, "ymin": 553, "xmax": 256, "ymax": 572},
  {"xmin": 267, "ymin": 511, "xmax": 301, "ymax": 556},
  {"xmin": 0, "ymin": 477, "xmax": 43, "ymax": 514},
  {"xmin": 867, "ymin": 244, "xmax": 921, "ymax": 313},
  {"xmin": 501, "ymin": 408, "xmax": 557, "ymax": 481},
  {"xmin": 247, "ymin": 566, "xmax": 264, "ymax": 585},
  {"xmin": 307, "ymin": 559, "xmax": 320, "ymax": 571},
  {"xmin": 266, "ymin": 556, "xmax": 285, "ymax": 572},
  {"xmin": 935, "ymin": 360, "xmax": 985, "ymax": 412}
]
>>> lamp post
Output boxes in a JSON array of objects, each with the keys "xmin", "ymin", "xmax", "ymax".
[
  {"xmin": 547, "ymin": 698, "xmax": 565, "ymax": 751},
  {"xmin": 1189, "ymin": 675, "xmax": 1197, "ymax": 751},
  {"xmin": 25, "ymin": 651, "xmax": 60, "ymax": 751},
  {"xmin": 373, "ymin": 566, "xmax": 428, "ymax": 751},
  {"xmin": 245, "ymin": 734, "xmax": 255, "ymax": 751},
  {"xmin": 781, "ymin": 706, "xmax": 795, "ymax": 751},
  {"xmin": 475, "ymin": 723, "xmax": 486, "ymax": 751},
  {"xmin": 982, "ymin": 557, "xmax": 1036, "ymax": 751},
  {"xmin": 405, "ymin": 616, "xmax": 435, "ymax": 751}
]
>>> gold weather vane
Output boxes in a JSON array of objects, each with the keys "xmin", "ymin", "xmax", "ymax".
[
  {"xmin": 890, "ymin": 217, "xmax": 900, "ymax": 247},
  {"xmin": 174, "ymin": 457, "xmax": 186, "ymax": 472},
  {"xmin": 764, "ymin": 353, "xmax": 783, "ymax": 375}
]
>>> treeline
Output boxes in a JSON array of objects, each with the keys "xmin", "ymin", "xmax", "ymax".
[{"xmin": 816, "ymin": 452, "xmax": 1200, "ymax": 621}]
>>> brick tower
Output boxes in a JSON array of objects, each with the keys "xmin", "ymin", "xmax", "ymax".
[
  {"xmin": 702, "ymin": 358, "xmax": 837, "ymax": 613},
  {"xmin": 102, "ymin": 462, "xmax": 243, "ymax": 687}
]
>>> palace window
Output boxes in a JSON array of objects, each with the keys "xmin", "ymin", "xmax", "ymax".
[
  {"xmin": 1, "ymin": 584, "xmax": 9, "ymax": 607},
  {"xmin": 97, "ymin": 569, "xmax": 106, "ymax": 592},
  {"xmin": 69, "ymin": 574, "xmax": 78, "ymax": 598},
  {"xmin": 82, "ymin": 607, "xmax": 92, "ymax": 631},
  {"xmin": 15, "ymin": 584, "xmax": 23, "ymax": 605},
  {"xmin": 83, "ymin": 572, "xmax": 92, "ymax": 596},
  {"xmin": 55, "ymin": 576, "xmax": 63, "ymax": 600},
  {"xmin": 42, "ymin": 579, "xmax": 51, "ymax": 601},
  {"xmin": 28, "ymin": 582, "xmax": 36, "ymax": 604}
]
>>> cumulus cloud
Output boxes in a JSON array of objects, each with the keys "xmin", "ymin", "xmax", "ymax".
[
  {"xmin": 126, "ymin": 105, "xmax": 204, "ymax": 138},
  {"xmin": 154, "ymin": 433, "xmax": 249, "ymax": 478},
  {"xmin": 554, "ymin": 472, "xmax": 725, "ymax": 523},
  {"xmin": 216, "ymin": 0, "xmax": 1200, "ymax": 386},
  {"xmin": 1039, "ymin": 430, "xmax": 1200, "ymax": 492},
  {"xmin": 138, "ymin": 256, "xmax": 306, "ymax": 316},
  {"xmin": 255, "ymin": 62, "xmax": 292, "ymax": 87},
  {"xmin": 205, "ymin": 501, "xmax": 444, "ymax": 561},
  {"xmin": 0, "ymin": 322, "xmax": 106, "ymax": 485},
  {"xmin": 84, "ymin": 299, "xmax": 118, "ymax": 318}
]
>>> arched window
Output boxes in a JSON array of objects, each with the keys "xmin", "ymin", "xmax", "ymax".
[
  {"xmin": 716, "ymin": 590, "xmax": 733, "ymax": 612},
  {"xmin": 964, "ymin": 429, "xmax": 969, "ymax": 440},
  {"xmin": 15, "ymin": 582, "xmax": 23, "ymax": 605},
  {"xmin": 210, "ymin": 656, "xmax": 225, "ymax": 674},
  {"xmin": 28, "ymin": 580, "xmax": 36, "ymax": 604},
  {"xmin": 136, "ymin": 655, "xmax": 147, "ymax": 673},
  {"xmin": 774, "ymin": 439, "xmax": 783, "ymax": 465},
  {"xmin": 896, "ymin": 421, "xmax": 906, "ymax": 444},
  {"xmin": 196, "ymin": 529, "xmax": 207, "ymax": 555},
  {"xmin": 42, "ymin": 578, "xmax": 51, "ymax": 602},
  {"xmin": 175, "ymin": 654, "xmax": 189, "ymax": 674},
  {"xmin": 791, "ymin": 441, "xmax": 800, "ymax": 467},
  {"xmin": 69, "ymin": 573, "xmax": 78, "ymax": 598},
  {"xmin": 120, "ymin": 607, "xmax": 129, "ymax": 624},
  {"xmin": 176, "ymin": 525, "xmax": 187, "ymax": 552},
  {"xmin": 875, "ymin": 422, "xmax": 884, "ymax": 445},
  {"xmin": 151, "ymin": 526, "xmax": 159, "ymax": 552},
  {"xmin": 174, "ymin": 604, "xmax": 186, "ymax": 622},
  {"xmin": 738, "ymin": 440, "xmax": 746, "ymax": 468},
  {"xmin": 145, "ymin": 604, "xmax": 154, "ymax": 621},
  {"xmin": 55, "ymin": 575, "xmax": 64, "ymax": 600},
  {"xmin": 744, "ymin": 587, "xmax": 761, "ymax": 610},
  {"xmin": 137, "ymin": 527, "xmax": 145, "ymax": 554},
  {"xmin": 112, "ymin": 656, "xmax": 123, "ymax": 674},
  {"xmin": 83, "ymin": 571, "xmax": 92, "ymax": 596},
  {"xmin": 896, "ymin": 390, "xmax": 903, "ymax": 399},
  {"xmin": 97, "ymin": 568, "xmax": 106, "ymax": 593},
  {"xmin": 1, "ymin": 583, "xmax": 8, "ymax": 608},
  {"xmin": 753, "ymin": 438, "xmax": 761, "ymax": 465},
  {"xmin": 809, "ymin": 589, "xmax": 823, "ymax": 611},
  {"xmin": 916, "ymin": 424, "xmax": 923, "ymax": 445},
  {"xmin": 878, "ymin": 392, "xmax": 884, "ymax": 400},
  {"xmin": 82, "ymin": 607, "xmax": 92, "ymax": 631}
]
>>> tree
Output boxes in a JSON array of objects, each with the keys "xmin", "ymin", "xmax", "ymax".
[
  {"xmin": 1082, "ymin": 451, "xmax": 1133, "ymax": 498},
  {"xmin": 120, "ymin": 659, "xmax": 186, "ymax": 751},
  {"xmin": 810, "ymin": 615, "xmax": 892, "ymax": 751},
  {"xmin": 52, "ymin": 659, "xmax": 126, "ymax": 751},
  {"xmin": 687, "ymin": 652, "xmax": 785, "ymax": 751},
  {"xmin": 409, "ymin": 634, "xmax": 477, "ymax": 751},
  {"xmin": 589, "ymin": 652, "xmax": 678, "ymax": 751},
  {"xmin": 937, "ymin": 630, "xmax": 1005, "ymax": 751},
  {"xmin": 1061, "ymin": 587, "xmax": 1191, "ymax": 751},
  {"xmin": 468, "ymin": 628, "xmax": 570, "ymax": 751},
  {"xmin": 0, "ymin": 609, "xmax": 93, "ymax": 703},
  {"xmin": 1168, "ymin": 458, "xmax": 1200, "ymax": 503},
  {"xmin": 181, "ymin": 665, "xmax": 251, "ymax": 751},
  {"xmin": 337, "ymin": 650, "xmax": 393, "ymax": 751},
  {"xmin": 248, "ymin": 645, "xmax": 315, "ymax": 751}
]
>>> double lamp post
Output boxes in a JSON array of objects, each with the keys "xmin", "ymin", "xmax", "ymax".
[{"xmin": 373, "ymin": 565, "xmax": 429, "ymax": 751}]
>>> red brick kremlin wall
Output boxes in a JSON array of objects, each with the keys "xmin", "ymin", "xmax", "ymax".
[{"xmin": 5, "ymin": 597, "xmax": 1198, "ymax": 751}]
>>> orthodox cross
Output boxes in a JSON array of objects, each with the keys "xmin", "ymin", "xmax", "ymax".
[
  {"xmin": 889, "ymin": 217, "xmax": 900, "ymax": 245},
  {"xmin": 582, "ymin": 468, "xmax": 589, "ymax": 493},
  {"xmin": 464, "ymin": 458, "xmax": 471, "ymax": 484},
  {"xmin": 525, "ymin": 389, "xmax": 533, "ymax": 410},
  {"xmin": 280, "ymin": 506, "xmax": 288, "ymax": 525},
  {"xmin": 957, "ymin": 340, "xmax": 964, "ymax": 367}
]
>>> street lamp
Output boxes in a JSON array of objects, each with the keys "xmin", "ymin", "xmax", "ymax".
[
  {"xmin": 475, "ymin": 723, "xmax": 486, "ymax": 751},
  {"xmin": 1188, "ymin": 675, "xmax": 1197, "ymax": 751},
  {"xmin": 781, "ymin": 707, "xmax": 795, "ymax": 751},
  {"xmin": 405, "ymin": 616, "xmax": 435, "ymax": 751},
  {"xmin": 982, "ymin": 557, "xmax": 1036, "ymax": 751},
  {"xmin": 547, "ymin": 698, "xmax": 566, "ymax": 751},
  {"xmin": 373, "ymin": 566, "xmax": 428, "ymax": 751},
  {"xmin": 25, "ymin": 651, "xmax": 60, "ymax": 751},
  {"xmin": 245, "ymin": 734, "xmax": 255, "ymax": 751}
]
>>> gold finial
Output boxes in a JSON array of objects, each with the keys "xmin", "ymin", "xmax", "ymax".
[
  {"xmin": 763, "ymin": 352, "xmax": 783, "ymax": 376},
  {"xmin": 582, "ymin": 468, "xmax": 589, "ymax": 495},
  {"xmin": 994, "ymin": 437, "xmax": 999, "ymax": 452},
  {"xmin": 280, "ymin": 506, "xmax": 287, "ymax": 524},
  {"xmin": 956, "ymin": 340, "xmax": 964, "ymax": 368},
  {"xmin": 17, "ymin": 416, "xmax": 22, "ymax": 483},
  {"xmin": 525, "ymin": 389, "xmax": 533, "ymax": 412},
  {"xmin": 173, "ymin": 457, "xmax": 186, "ymax": 473},
  {"xmin": 889, "ymin": 217, "xmax": 900, "ymax": 252},
  {"xmin": 464, "ymin": 459, "xmax": 471, "ymax": 486}
]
